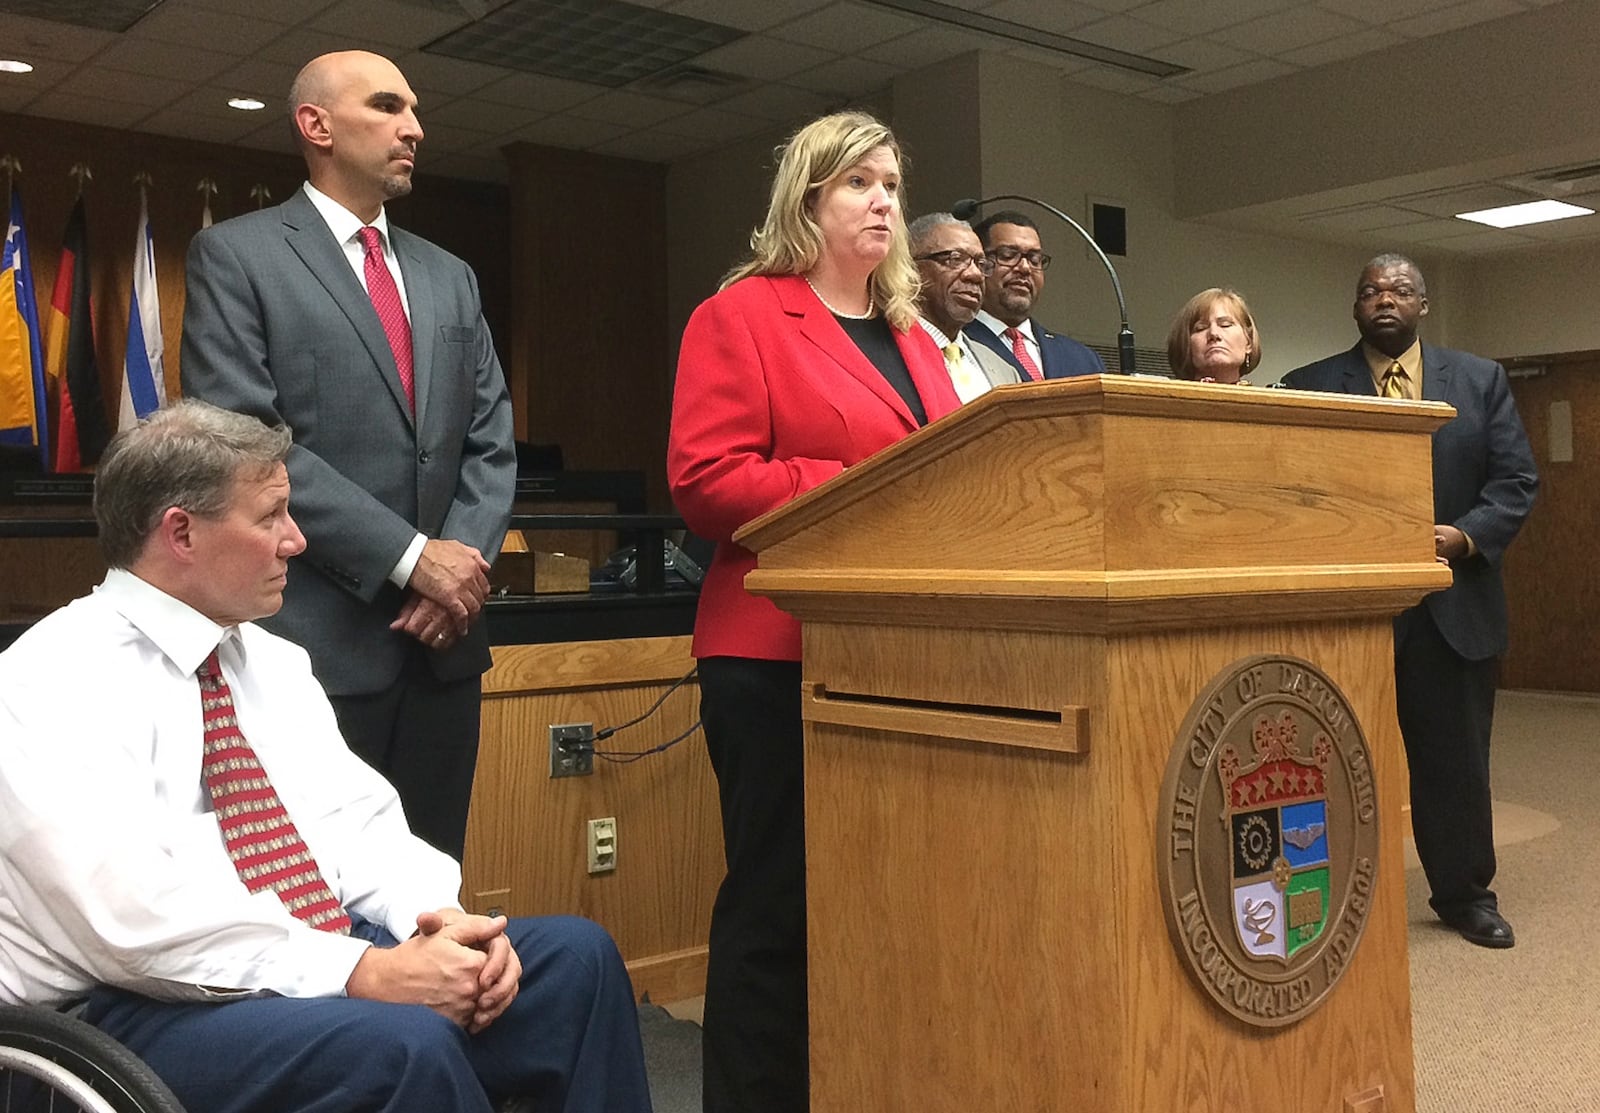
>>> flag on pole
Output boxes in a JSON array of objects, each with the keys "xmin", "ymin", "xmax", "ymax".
[
  {"xmin": 0, "ymin": 186, "xmax": 49, "ymax": 464},
  {"xmin": 44, "ymin": 195, "xmax": 111, "ymax": 471},
  {"xmin": 118, "ymin": 183, "xmax": 165, "ymax": 430}
]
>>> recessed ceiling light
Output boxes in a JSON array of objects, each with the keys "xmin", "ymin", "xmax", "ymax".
[
  {"xmin": 1455, "ymin": 199, "xmax": 1595, "ymax": 228},
  {"xmin": 0, "ymin": 60, "xmax": 35, "ymax": 74},
  {"xmin": 228, "ymin": 96, "xmax": 267, "ymax": 111}
]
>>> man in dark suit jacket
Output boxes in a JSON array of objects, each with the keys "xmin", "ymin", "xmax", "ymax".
[
  {"xmin": 964, "ymin": 210, "xmax": 1105, "ymax": 380},
  {"xmin": 1283, "ymin": 253, "xmax": 1537, "ymax": 948},
  {"xmin": 181, "ymin": 50, "xmax": 516, "ymax": 861}
]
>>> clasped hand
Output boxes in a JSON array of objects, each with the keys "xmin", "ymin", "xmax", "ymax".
[
  {"xmin": 345, "ymin": 909, "xmax": 521, "ymax": 1033},
  {"xmin": 393, "ymin": 539, "xmax": 491, "ymax": 647}
]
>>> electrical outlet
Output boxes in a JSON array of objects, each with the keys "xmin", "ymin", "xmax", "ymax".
[
  {"xmin": 549, "ymin": 723, "xmax": 594, "ymax": 778},
  {"xmin": 587, "ymin": 817, "xmax": 617, "ymax": 874}
]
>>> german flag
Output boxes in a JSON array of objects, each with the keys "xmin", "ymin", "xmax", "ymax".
[{"xmin": 44, "ymin": 196, "xmax": 110, "ymax": 471}]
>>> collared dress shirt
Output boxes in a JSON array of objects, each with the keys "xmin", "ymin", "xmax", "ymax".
[
  {"xmin": 918, "ymin": 318, "xmax": 991, "ymax": 403},
  {"xmin": 0, "ymin": 569, "xmax": 463, "ymax": 1007},
  {"xmin": 973, "ymin": 309, "xmax": 1042, "ymax": 372}
]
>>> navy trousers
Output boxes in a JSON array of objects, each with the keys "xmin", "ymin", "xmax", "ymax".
[{"xmin": 84, "ymin": 916, "xmax": 653, "ymax": 1113}]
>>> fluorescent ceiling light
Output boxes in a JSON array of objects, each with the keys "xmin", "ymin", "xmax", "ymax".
[
  {"xmin": 228, "ymin": 97, "xmax": 266, "ymax": 111},
  {"xmin": 0, "ymin": 60, "xmax": 35, "ymax": 74},
  {"xmin": 1455, "ymin": 199, "xmax": 1594, "ymax": 228}
]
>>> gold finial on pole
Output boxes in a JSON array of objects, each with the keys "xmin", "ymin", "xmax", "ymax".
[
  {"xmin": 69, "ymin": 162, "xmax": 92, "ymax": 195},
  {"xmin": 249, "ymin": 183, "xmax": 272, "ymax": 209}
]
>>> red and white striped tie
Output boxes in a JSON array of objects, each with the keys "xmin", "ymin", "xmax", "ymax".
[
  {"xmin": 199, "ymin": 651, "xmax": 352, "ymax": 934},
  {"xmin": 1004, "ymin": 326, "xmax": 1042, "ymax": 381},
  {"xmin": 358, "ymin": 225, "xmax": 414, "ymax": 412}
]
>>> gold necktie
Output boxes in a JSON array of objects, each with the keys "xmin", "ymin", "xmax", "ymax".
[
  {"xmin": 942, "ymin": 342, "xmax": 962, "ymax": 371},
  {"xmin": 1381, "ymin": 361, "xmax": 1408, "ymax": 399}
]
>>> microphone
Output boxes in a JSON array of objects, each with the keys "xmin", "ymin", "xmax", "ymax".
[{"xmin": 953, "ymin": 195, "xmax": 1136, "ymax": 375}]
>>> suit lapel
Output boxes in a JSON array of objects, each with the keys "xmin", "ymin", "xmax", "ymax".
[
  {"xmin": 776, "ymin": 277, "xmax": 918, "ymax": 429},
  {"xmin": 1420, "ymin": 342, "xmax": 1454, "ymax": 403},
  {"xmin": 1340, "ymin": 343, "xmax": 1379, "ymax": 397},
  {"xmin": 394, "ymin": 230, "xmax": 434, "ymax": 430},
  {"xmin": 280, "ymin": 191, "xmax": 414, "ymax": 426}
]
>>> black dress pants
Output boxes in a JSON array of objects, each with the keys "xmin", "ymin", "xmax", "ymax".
[
  {"xmin": 1393, "ymin": 606, "xmax": 1500, "ymax": 916},
  {"xmin": 696, "ymin": 655, "xmax": 808, "ymax": 1113}
]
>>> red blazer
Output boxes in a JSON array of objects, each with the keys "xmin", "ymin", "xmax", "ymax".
[{"xmin": 668, "ymin": 274, "xmax": 961, "ymax": 661}]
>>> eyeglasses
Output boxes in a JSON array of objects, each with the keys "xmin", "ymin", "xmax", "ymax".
[
  {"xmin": 1356, "ymin": 284, "xmax": 1420, "ymax": 302},
  {"xmin": 987, "ymin": 246, "xmax": 1052, "ymax": 271},
  {"xmin": 914, "ymin": 250, "xmax": 996, "ymax": 275}
]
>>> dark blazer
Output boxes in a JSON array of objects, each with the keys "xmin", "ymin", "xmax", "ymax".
[
  {"xmin": 964, "ymin": 318, "xmax": 1105, "ymax": 379},
  {"xmin": 1283, "ymin": 342, "xmax": 1538, "ymax": 660},
  {"xmin": 668, "ymin": 275, "xmax": 961, "ymax": 662},
  {"xmin": 180, "ymin": 188, "xmax": 516, "ymax": 695}
]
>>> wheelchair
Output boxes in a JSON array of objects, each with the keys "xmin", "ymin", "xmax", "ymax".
[{"xmin": 0, "ymin": 1005, "xmax": 185, "ymax": 1112}]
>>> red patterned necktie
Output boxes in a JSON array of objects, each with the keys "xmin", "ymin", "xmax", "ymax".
[
  {"xmin": 199, "ymin": 651, "xmax": 352, "ymax": 934},
  {"xmin": 1004, "ymin": 326, "xmax": 1042, "ymax": 381},
  {"xmin": 358, "ymin": 225, "xmax": 415, "ymax": 412}
]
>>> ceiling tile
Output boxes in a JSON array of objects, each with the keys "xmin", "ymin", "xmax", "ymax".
[
  {"xmin": 1221, "ymin": 7, "xmax": 1368, "ymax": 54},
  {"xmin": 1387, "ymin": 183, "xmax": 1533, "ymax": 218},
  {"xmin": 566, "ymin": 89, "xmax": 698, "ymax": 127},
  {"xmin": 93, "ymin": 36, "xmax": 242, "ymax": 81},
  {"xmin": 666, "ymin": 0, "xmax": 833, "ymax": 32},
  {"xmin": 473, "ymin": 71, "xmax": 604, "ymax": 112},
  {"xmin": 589, "ymin": 127, "xmax": 717, "ymax": 161},
  {"xmin": 308, "ymin": 0, "xmax": 469, "ymax": 49},
  {"xmin": 693, "ymin": 34, "xmax": 835, "ymax": 80},
  {"xmin": 1515, "ymin": 215, "xmax": 1600, "ymax": 241},
  {"xmin": 23, "ymin": 89, "xmax": 153, "ymax": 129},
  {"xmin": 1298, "ymin": 204, "xmax": 1434, "ymax": 232},
  {"xmin": 765, "ymin": 1, "xmax": 920, "ymax": 49},
  {"xmin": 506, "ymin": 114, "xmax": 632, "ymax": 148},
  {"xmin": 784, "ymin": 54, "xmax": 903, "ymax": 96},
  {"xmin": 0, "ymin": 75, "xmax": 40, "ymax": 112},
  {"xmin": 959, "ymin": 0, "xmax": 1104, "ymax": 35},
  {"xmin": 857, "ymin": 26, "xmax": 995, "ymax": 65},
  {"xmin": 211, "ymin": 59, "xmax": 302, "ymax": 104},
  {"xmin": 1148, "ymin": 35, "xmax": 1256, "ymax": 71},
  {"xmin": 393, "ymin": 49, "xmax": 506, "ymax": 97},
  {"xmin": 713, "ymin": 80, "xmax": 835, "ymax": 120},
  {"xmin": 1071, "ymin": 15, "xmax": 1183, "ymax": 53},
  {"xmin": 1313, "ymin": 0, "xmax": 1470, "ymax": 25},
  {"xmin": 1406, "ymin": 227, "xmax": 1532, "ymax": 251},
  {"xmin": 1277, "ymin": 25, "xmax": 1402, "ymax": 67},
  {"xmin": 422, "ymin": 96, "xmax": 548, "ymax": 133},
  {"xmin": 126, "ymin": 5, "xmax": 290, "ymax": 53},
  {"xmin": 1388, "ymin": 0, "xmax": 1525, "ymax": 39},
  {"xmin": 138, "ymin": 102, "xmax": 268, "ymax": 143},
  {"xmin": 1138, "ymin": 82, "xmax": 1199, "ymax": 103},
  {"xmin": 182, "ymin": 0, "xmax": 331, "ymax": 20},
  {"xmin": 0, "ymin": 13, "xmax": 120, "ymax": 62},
  {"xmin": 1173, "ymin": 55, "xmax": 1295, "ymax": 92},
  {"xmin": 256, "ymin": 25, "xmax": 377, "ymax": 66},
  {"xmin": 55, "ymin": 65, "xmax": 190, "ymax": 109},
  {"xmin": 1002, "ymin": 45, "xmax": 1097, "ymax": 74},
  {"xmin": 159, "ymin": 85, "xmax": 275, "ymax": 122},
  {"xmin": 652, "ymin": 104, "xmax": 772, "ymax": 141},
  {"xmin": 1064, "ymin": 64, "xmax": 1159, "ymax": 94},
  {"xmin": 1130, "ymin": 0, "xmax": 1301, "ymax": 37}
]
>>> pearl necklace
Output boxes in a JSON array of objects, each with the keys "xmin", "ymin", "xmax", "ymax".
[{"xmin": 803, "ymin": 274, "xmax": 875, "ymax": 320}]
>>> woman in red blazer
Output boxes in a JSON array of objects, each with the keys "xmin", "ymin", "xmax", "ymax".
[{"xmin": 668, "ymin": 111, "xmax": 960, "ymax": 1113}]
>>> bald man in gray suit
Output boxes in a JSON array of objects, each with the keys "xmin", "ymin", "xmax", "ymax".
[{"xmin": 180, "ymin": 50, "xmax": 515, "ymax": 860}]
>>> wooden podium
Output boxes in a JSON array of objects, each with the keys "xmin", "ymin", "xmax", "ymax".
[{"xmin": 735, "ymin": 376, "xmax": 1453, "ymax": 1113}]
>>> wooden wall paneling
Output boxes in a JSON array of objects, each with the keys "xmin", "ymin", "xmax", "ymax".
[
  {"xmin": 465, "ymin": 635, "xmax": 721, "ymax": 1002},
  {"xmin": 0, "ymin": 111, "xmax": 509, "ymax": 457},
  {"xmin": 503, "ymin": 144, "xmax": 671, "ymax": 509},
  {"xmin": 1502, "ymin": 360, "xmax": 1600, "ymax": 693}
]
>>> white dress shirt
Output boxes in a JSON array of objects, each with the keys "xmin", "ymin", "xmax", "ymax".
[
  {"xmin": 0, "ymin": 570, "xmax": 463, "ymax": 1006},
  {"xmin": 918, "ymin": 317, "xmax": 992, "ymax": 403},
  {"xmin": 301, "ymin": 181, "xmax": 426, "ymax": 588},
  {"xmin": 974, "ymin": 309, "xmax": 1042, "ymax": 371}
]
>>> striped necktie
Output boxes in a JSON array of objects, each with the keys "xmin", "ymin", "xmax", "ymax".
[
  {"xmin": 1381, "ymin": 360, "xmax": 1409, "ymax": 398},
  {"xmin": 1004, "ymin": 327, "xmax": 1042, "ymax": 381},
  {"xmin": 199, "ymin": 651, "xmax": 352, "ymax": 934}
]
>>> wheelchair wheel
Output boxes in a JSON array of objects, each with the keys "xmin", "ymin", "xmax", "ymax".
[{"xmin": 0, "ymin": 1006, "xmax": 185, "ymax": 1113}]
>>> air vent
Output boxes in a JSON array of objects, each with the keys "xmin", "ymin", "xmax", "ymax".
[
  {"xmin": 1503, "ymin": 162, "xmax": 1600, "ymax": 198},
  {"xmin": 633, "ymin": 64, "xmax": 748, "ymax": 105},
  {"xmin": 0, "ymin": 0, "xmax": 161, "ymax": 32},
  {"xmin": 424, "ymin": 0, "xmax": 746, "ymax": 89}
]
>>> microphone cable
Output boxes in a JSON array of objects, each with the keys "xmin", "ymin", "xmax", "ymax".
[{"xmin": 593, "ymin": 666, "xmax": 702, "ymax": 764}]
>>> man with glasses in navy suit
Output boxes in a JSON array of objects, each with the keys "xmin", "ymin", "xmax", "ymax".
[{"xmin": 964, "ymin": 210, "xmax": 1105, "ymax": 381}]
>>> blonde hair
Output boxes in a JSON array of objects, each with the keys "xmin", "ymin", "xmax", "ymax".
[
  {"xmin": 1166, "ymin": 287, "xmax": 1262, "ymax": 379},
  {"xmin": 722, "ymin": 111, "xmax": 920, "ymax": 331}
]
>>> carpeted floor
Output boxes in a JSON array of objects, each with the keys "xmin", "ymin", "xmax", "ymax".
[
  {"xmin": 639, "ymin": 689, "xmax": 1598, "ymax": 1113},
  {"xmin": 1408, "ymin": 688, "xmax": 1600, "ymax": 1113}
]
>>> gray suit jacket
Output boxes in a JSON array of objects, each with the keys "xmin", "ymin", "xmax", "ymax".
[
  {"xmin": 1282, "ymin": 341, "xmax": 1538, "ymax": 661},
  {"xmin": 965, "ymin": 335, "xmax": 1023, "ymax": 391},
  {"xmin": 180, "ymin": 188, "xmax": 516, "ymax": 694}
]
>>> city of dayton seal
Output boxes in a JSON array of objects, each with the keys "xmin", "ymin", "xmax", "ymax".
[{"xmin": 1156, "ymin": 654, "xmax": 1380, "ymax": 1028}]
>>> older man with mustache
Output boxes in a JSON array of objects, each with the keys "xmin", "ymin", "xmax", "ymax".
[
  {"xmin": 964, "ymin": 209, "xmax": 1105, "ymax": 381},
  {"xmin": 909, "ymin": 212, "xmax": 1020, "ymax": 402}
]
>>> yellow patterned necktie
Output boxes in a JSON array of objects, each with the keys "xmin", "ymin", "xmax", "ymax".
[
  {"xmin": 942, "ymin": 342, "xmax": 962, "ymax": 371},
  {"xmin": 1381, "ymin": 361, "xmax": 1408, "ymax": 399}
]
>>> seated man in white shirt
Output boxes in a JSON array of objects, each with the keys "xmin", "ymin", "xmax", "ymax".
[
  {"xmin": 908, "ymin": 212, "xmax": 1020, "ymax": 403},
  {"xmin": 0, "ymin": 400, "xmax": 653, "ymax": 1113}
]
